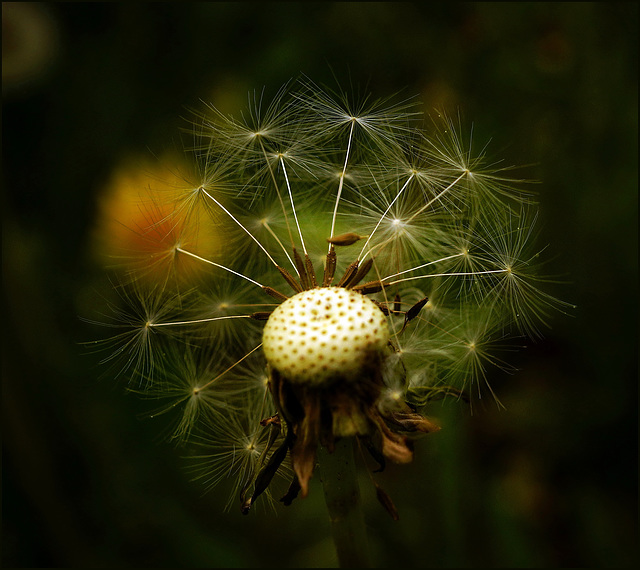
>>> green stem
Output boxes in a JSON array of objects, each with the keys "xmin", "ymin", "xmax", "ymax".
[{"xmin": 318, "ymin": 438, "xmax": 372, "ymax": 568}]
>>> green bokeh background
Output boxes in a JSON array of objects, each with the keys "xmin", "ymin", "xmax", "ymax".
[{"xmin": 2, "ymin": 3, "xmax": 637, "ymax": 567}]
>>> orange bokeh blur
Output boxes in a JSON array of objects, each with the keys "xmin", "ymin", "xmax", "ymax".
[{"xmin": 92, "ymin": 154, "xmax": 224, "ymax": 285}]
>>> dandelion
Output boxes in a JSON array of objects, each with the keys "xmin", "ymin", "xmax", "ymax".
[{"xmin": 92, "ymin": 78, "xmax": 570, "ymax": 567}]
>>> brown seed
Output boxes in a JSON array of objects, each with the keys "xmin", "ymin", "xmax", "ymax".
[
  {"xmin": 323, "ymin": 245, "xmax": 337, "ymax": 286},
  {"xmin": 262, "ymin": 286, "xmax": 289, "ymax": 302},
  {"xmin": 277, "ymin": 265, "xmax": 303, "ymax": 293},
  {"xmin": 352, "ymin": 280, "xmax": 384, "ymax": 295},
  {"xmin": 250, "ymin": 311, "xmax": 273, "ymax": 320},
  {"xmin": 326, "ymin": 232, "xmax": 364, "ymax": 246},
  {"xmin": 337, "ymin": 260, "xmax": 359, "ymax": 287},
  {"xmin": 349, "ymin": 257, "xmax": 374, "ymax": 288}
]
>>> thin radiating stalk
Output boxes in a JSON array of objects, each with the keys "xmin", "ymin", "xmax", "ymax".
[
  {"xmin": 385, "ymin": 268, "xmax": 507, "ymax": 287},
  {"xmin": 199, "ymin": 188, "xmax": 279, "ymax": 267},
  {"xmin": 328, "ymin": 120, "xmax": 356, "ymax": 251},
  {"xmin": 358, "ymin": 173, "xmax": 415, "ymax": 260},
  {"xmin": 405, "ymin": 171, "xmax": 467, "ymax": 225},
  {"xmin": 379, "ymin": 252, "xmax": 465, "ymax": 282},
  {"xmin": 258, "ymin": 137, "xmax": 297, "ymax": 254},
  {"xmin": 198, "ymin": 343, "xmax": 263, "ymax": 391},
  {"xmin": 358, "ymin": 171, "xmax": 467, "ymax": 264},
  {"xmin": 148, "ymin": 315, "xmax": 252, "ymax": 328},
  {"xmin": 318, "ymin": 438, "xmax": 371, "ymax": 568},
  {"xmin": 279, "ymin": 156, "xmax": 308, "ymax": 255},
  {"xmin": 262, "ymin": 219, "xmax": 296, "ymax": 270},
  {"xmin": 176, "ymin": 247, "xmax": 264, "ymax": 287}
]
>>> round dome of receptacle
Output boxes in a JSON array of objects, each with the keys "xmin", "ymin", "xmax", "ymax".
[{"xmin": 262, "ymin": 287, "xmax": 389, "ymax": 386}]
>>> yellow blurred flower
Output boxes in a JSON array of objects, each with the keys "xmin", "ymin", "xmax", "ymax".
[{"xmin": 92, "ymin": 153, "xmax": 225, "ymax": 285}]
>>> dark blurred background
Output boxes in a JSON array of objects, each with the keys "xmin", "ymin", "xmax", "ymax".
[{"xmin": 2, "ymin": 3, "xmax": 637, "ymax": 568}]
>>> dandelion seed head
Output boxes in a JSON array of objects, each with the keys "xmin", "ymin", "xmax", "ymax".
[
  {"xmin": 262, "ymin": 287, "xmax": 389, "ymax": 386},
  {"xmin": 91, "ymin": 77, "xmax": 569, "ymax": 511}
]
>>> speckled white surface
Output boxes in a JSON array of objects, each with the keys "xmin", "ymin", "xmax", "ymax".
[{"xmin": 262, "ymin": 287, "xmax": 389, "ymax": 385}]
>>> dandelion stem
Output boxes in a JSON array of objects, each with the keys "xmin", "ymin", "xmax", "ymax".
[{"xmin": 318, "ymin": 438, "xmax": 371, "ymax": 568}]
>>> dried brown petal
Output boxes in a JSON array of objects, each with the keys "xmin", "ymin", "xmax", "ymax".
[
  {"xmin": 388, "ymin": 411, "xmax": 441, "ymax": 434},
  {"xmin": 381, "ymin": 433, "xmax": 413, "ymax": 464},
  {"xmin": 374, "ymin": 415, "xmax": 414, "ymax": 464}
]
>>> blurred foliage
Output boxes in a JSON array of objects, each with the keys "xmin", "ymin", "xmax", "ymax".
[{"xmin": 2, "ymin": 2, "xmax": 637, "ymax": 568}]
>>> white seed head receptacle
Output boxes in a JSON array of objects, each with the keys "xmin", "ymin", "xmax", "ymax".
[{"xmin": 262, "ymin": 287, "xmax": 389, "ymax": 386}]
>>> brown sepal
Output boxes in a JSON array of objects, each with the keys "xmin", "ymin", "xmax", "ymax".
[
  {"xmin": 362, "ymin": 436, "xmax": 386, "ymax": 473},
  {"xmin": 280, "ymin": 476, "xmax": 302, "ymax": 506},
  {"xmin": 290, "ymin": 399, "xmax": 321, "ymax": 497},
  {"xmin": 374, "ymin": 415, "xmax": 414, "ymax": 464},
  {"xmin": 241, "ymin": 437, "xmax": 290, "ymax": 514},
  {"xmin": 374, "ymin": 481, "xmax": 400, "ymax": 521},
  {"xmin": 387, "ymin": 410, "xmax": 441, "ymax": 435}
]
